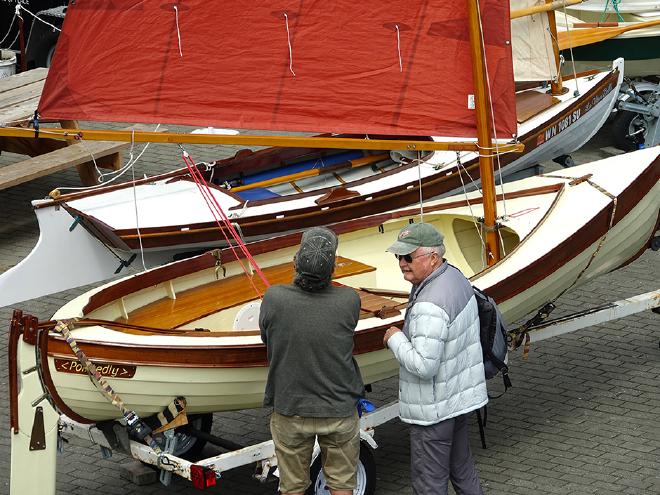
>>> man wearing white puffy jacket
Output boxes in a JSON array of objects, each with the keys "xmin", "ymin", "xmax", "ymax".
[{"xmin": 383, "ymin": 222, "xmax": 488, "ymax": 495}]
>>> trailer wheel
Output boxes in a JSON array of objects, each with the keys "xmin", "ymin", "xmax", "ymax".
[
  {"xmin": 612, "ymin": 110, "xmax": 650, "ymax": 151},
  {"xmin": 306, "ymin": 442, "xmax": 376, "ymax": 495}
]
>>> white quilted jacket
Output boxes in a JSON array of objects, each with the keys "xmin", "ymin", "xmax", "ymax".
[{"xmin": 387, "ymin": 263, "xmax": 488, "ymax": 425}]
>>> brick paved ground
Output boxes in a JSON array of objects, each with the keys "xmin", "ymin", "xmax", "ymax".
[{"xmin": 0, "ymin": 123, "xmax": 658, "ymax": 494}]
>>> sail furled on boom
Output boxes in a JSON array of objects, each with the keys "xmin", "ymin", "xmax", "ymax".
[{"xmin": 39, "ymin": 0, "xmax": 516, "ymax": 138}]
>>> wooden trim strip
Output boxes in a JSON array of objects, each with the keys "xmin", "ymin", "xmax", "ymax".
[
  {"xmin": 44, "ymin": 320, "xmax": 396, "ymax": 369},
  {"xmin": 9, "ymin": 310, "xmax": 23, "ymax": 434}
]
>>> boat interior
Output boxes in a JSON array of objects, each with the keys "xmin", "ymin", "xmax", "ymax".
[{"xmin": 79, "ymin": 211, "xmax": 525, "ymax": 334}]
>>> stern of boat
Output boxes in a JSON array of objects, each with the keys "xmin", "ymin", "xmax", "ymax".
[{"xmin": 9, "ymin": 311, "xmax": 60, "ymax": 495}]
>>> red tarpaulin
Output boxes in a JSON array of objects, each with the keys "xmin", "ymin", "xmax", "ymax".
[{"xmin": 39, "ymin": 0, "xmax": 516, "ymax": 138}]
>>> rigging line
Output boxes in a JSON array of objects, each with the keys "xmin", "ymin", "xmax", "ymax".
[
  {"xmin": 183, "ymin": 156, "xmax": 267, "ymax": 300},
  {"xmin": 456, "ymin": 152, "xmax": 487, "ymax": 271},
  {"xmin": 180, "ymin": 149, "xmax": 270, "ymax": 292},
  {"xmin": 16, "ymin": 4, "xmax": 62, "ymax": 33},
  {"xmin": 131, "ymin": 130, "xmax": 147, "ymax": 272},
  {"xmin": 550, "ymin": 2, "xmax": 580, "ymax": 98},
  {"xmin": 476, "ymin": 1, "xmax": 508, "ymax": 219},
  {"xmin": 395, "ymin": 24, "xmax": 403, "ymax": 72},
  {"xmin": 0, "ymin": 10, "xmax": 16, "ymax": 45},
  {"xmin": 173, "ymin": 5, "xmax": 183, "ymax": 57},
  {"xmin": 284, "ymin": 13, "xmax": 296, "ymax": 76},
  {"xmin": 416, "ymin": 150, "xmax": 424, "ymax": 222},
  {"xmin": 54, "ymin": 125, "xmax": 161, "ymax": 192}
]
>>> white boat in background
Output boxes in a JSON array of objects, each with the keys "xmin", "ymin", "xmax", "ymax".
[{"xmin": 9, "ymin": 146, "xmax": 659, "ymax": 423}]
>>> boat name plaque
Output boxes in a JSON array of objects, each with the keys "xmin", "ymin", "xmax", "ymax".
[{"xmin": 55, "ymin": 358, "xmax": 136, "ymax": 378}]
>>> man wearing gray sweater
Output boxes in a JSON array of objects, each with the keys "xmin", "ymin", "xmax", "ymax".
[{"xmin": 260, "ymin": 226, "xmax": 364, "ymax": 495}]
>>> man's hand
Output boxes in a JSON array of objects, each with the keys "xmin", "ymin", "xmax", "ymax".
[{"xmin": 383, "ymin": 326, "xmax": 401, "ymax": 348}]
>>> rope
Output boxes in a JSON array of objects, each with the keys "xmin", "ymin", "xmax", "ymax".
[
  {"xmin": 173, "ymin": 6, "xmax": 183, "ymax": 57},
  {"xmin": 53, "ymin": 124, "xmax": 161, "ymax": 192},
  {"xmin": 16, "ymin": 4, "xmax": 62, "ymax": 33},
  {"xmin": 455, "ymin": 152, "xmax": 488, "ymax": 271},
  {"xmin": 395, "ymin": 24, "xmax": 403, "ymax": 72},
  {"xmin": 416, "ymin": 150, "xmax": 424, "ymax": 221},
  {"xmin": 284, "ymin": 13, "xmax": 296, "ymax": 76},
  {"xmin": 130, "ymin": 132, "xmax": 148, "ymax": 272},
  {"xmin": 601, "ymin": 0, "xmax": 624, "ymax": 22},
  {"xmin": 179, "ymin": 147, "xmax": 270, "ymax": 296},
  {"xmin": 0, "ymin": 9, "xmax": 16, "ymax": 46}
]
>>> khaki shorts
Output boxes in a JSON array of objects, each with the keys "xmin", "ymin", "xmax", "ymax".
[{"xmin": 270, "ymin": 411, "xmax": 360, "ymax": 494}]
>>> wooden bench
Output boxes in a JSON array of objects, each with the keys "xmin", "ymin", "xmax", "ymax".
[
  {"xmin": 120, "ymin": 256, "xmax": 378, "ymax": 329},
  {"xmin": 0, "ymin": 138, "xmax": 128, "ymax": 190}
]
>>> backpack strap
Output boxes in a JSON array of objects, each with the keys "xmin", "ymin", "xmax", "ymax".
[{"xmin": 475, "ymin": 406, "xmax": 488, "ymax": 449}]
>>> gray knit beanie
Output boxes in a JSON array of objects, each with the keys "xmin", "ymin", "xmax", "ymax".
[{"xmin": 294, "ymin": 227, "xmax": 338, "ymax": 281}]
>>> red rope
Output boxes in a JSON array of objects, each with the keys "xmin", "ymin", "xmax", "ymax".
[{"xmin": 181, "ymin": 151, "xmax": 270, "ymax": 295}]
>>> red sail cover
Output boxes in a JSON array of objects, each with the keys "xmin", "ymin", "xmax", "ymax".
[{"xmin": 39, "ymin": 0, "xmax": 516, "ymax": 138}]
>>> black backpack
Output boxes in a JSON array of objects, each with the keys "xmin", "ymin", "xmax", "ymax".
[{"xmin": 472, "ymin": 285, "xmax": 512, "ymax": 448}]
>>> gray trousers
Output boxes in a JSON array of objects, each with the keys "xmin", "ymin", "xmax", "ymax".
[{"xmin": 410, "ymin": 412, "xmax": 484, "ymax": 495}]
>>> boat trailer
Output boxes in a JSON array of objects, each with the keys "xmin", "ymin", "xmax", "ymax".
[{"xmin": 9, "ymin": 289, "xmax": 660, "ymax": 494}]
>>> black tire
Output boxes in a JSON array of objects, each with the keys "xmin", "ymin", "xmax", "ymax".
[
  {"xmin": 305, "ymin": 442, "xmax": 376, "ymax": 495},
  {"xmin": 611, "ymin": 110, "xmax": 648, "ymax": 151},
  {"xmin": 552, "ymin": 154, "xmax": 574, "ymax": 168}
]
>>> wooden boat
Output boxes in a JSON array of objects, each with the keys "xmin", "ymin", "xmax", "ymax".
[{"xmin": 9, "ymin": 146, "xmax": 660, "ymax": 422}]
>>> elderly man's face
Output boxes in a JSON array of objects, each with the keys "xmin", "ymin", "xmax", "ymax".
[{"xmin": 396, "ymin": 247, "xmax": 440, "ymax": 285}]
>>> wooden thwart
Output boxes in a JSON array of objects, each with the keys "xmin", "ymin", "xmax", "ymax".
[{"xmin": 516, "ymin": 90, "xmax": 560, "ymax": 123}]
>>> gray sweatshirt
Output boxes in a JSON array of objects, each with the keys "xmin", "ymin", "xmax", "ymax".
[{"xmin": 259, "ymin": 283, "xmax": 365, "ymax": 417}]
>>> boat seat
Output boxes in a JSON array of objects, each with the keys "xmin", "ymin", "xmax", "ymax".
[
  {"xmin": 355, "ymin": 288, "xmax": 403, "ymax": 320},
  {"xmin": 119, "ymin": 255, "xmax": 377, "ymax": 329},
  {"xmin": 515, "ymin": 90, "xmax": 560, "ymax": 123}
]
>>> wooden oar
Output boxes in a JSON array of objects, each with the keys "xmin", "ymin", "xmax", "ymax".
[
  {"xmin": 558, "ymin": 19, "xmax": 660, "ymax": 50},
  {"xmin": 231, "ymin": 153, "xmax": 389, "ymax": 192}
]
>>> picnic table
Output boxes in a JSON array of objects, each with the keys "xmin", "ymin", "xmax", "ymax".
[{"xmin": 0, "ymin": 67, "xmax": 127, "ymax": 190}]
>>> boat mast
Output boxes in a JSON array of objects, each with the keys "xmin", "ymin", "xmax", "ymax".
[
  {"xmin": 466, "ymin": 0, "xmax": 501, "ymax": 265},
  {"xmin": 545, "ymin": 0, "xmax": 566, "ymax": 95}
]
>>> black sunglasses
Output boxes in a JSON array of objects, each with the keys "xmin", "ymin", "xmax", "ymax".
[{"xmin": 395, "ymin": 252, "xmax": 433, "ymax": 263}]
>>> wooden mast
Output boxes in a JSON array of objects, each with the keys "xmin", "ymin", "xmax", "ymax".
[
  {"xmin": 546, "ymin": 0, "xmax": 566, "ymax": 95},
  {"xmin": 467, "ymin": 0, "xmax": 501, "ymax": 265}
]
